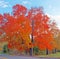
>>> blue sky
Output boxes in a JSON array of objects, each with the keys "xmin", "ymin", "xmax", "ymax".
[{"xmin": 0, "ymin": 0, "xmax": 60, "ymax": 28}]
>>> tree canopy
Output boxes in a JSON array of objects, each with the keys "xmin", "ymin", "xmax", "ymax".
[{"xmin": 0, "ymin": 4, "xmax": 58, "ymax": 52}]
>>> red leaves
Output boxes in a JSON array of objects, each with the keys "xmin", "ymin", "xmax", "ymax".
[
  {"xmin": 13, "ymin": 4, "xmax": 27, "ymax": 16},
  {"xmin": 8, "ymin": 43, "xmax": 13, "ymax": 49},
  {"xmin": 0, "ymin": 4, "xmax": 55, "ymax": 51},
  {"xmin": 0, "ymin": 14, "xmax": 3, "ymax": 22}
]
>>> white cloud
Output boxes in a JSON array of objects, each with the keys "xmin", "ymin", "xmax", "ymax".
[
  {"xmin": 0, "ymin": 0, "xmax": 9, "ymax": 8},
  {"xmin": 22, "ymin": 0, "xmax": 31, "ymax": 5},
  {"xmin": 51, "ymin": 15, "xmax": 60, "ymax": 29},
  {"xmin": 46, "ymin": 13, "xmax": 60, "ymax": 29}
]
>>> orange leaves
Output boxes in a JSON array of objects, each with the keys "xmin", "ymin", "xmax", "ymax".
[
  {"xmin": 8, "ymin": 42, "xmax": 13, "ymax": 49},
  {"xmin": 0, "ymin": 4, "xmax": 56, "ymax": 51},
  {"xmin": 3, "ymin": 12, "xmax": 31, "ymax": 50},
  {"xmin": 38, "ymin": 44, "xmax": 46, "ymax": 50},
  {"xmin": 16, "ymin": 15, "xmax": 25, "ymax": 24}
]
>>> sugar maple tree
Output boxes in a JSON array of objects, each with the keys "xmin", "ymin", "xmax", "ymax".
[
  {"xmin": 2, "ymin": 14, "xmax": 31, "ymax": 51},
  {"xmin": 0, "ymin": 4, "xmax": 56, "ymax": 55},
  {"xmin": 27, "ymin": 7, "xmax": 55, "ymax": 51}
]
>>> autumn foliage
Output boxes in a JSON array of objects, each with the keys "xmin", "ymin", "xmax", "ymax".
[{"xmin": 0, "ymin": 4, "xmax": 56, "ymax": 52}]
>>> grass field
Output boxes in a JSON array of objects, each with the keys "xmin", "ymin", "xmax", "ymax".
[{"xmin": 37, "ymin": 52, "xmax": 60, "ymax": 58}]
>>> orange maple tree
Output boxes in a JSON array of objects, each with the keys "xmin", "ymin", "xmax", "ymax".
[
  {"xmin": 0, "ymin": 4, "xmax": 56, "ymax": 53},
  {"xmin": 27, "ymin": 7, "xmax": 55, "ymax": 51}
]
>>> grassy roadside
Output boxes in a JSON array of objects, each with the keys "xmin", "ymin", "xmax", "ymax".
[{"xmin": 36, "ymin": 52, "xmax": 60, "ymax": 58}]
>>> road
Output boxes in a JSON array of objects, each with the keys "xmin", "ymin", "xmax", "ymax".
[{"xmin": 0, "ymin": 55, "xmax": 60, "ymax": 59}]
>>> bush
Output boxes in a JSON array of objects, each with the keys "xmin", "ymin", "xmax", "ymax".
[
  {"xmin": 33, "ymin": 47, "xmax": 39, "ymax": 55},
  {"xmin": 3, "ymin": 44, "xmax": 9, "ymax": 53}
]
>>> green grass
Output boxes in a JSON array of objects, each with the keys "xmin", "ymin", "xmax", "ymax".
[
  {"xmin": 36, "ymin": 52, "xmax": 60, "ymax": 58},
  {"xmin": 47, "ymin": 52, "xmax": 60, "ymax": 57}
]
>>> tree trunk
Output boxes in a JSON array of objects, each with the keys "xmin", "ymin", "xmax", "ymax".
[
  {"xmin": 52, "ymin": 48, "xmax": 56, "ymax": 54},
  {"xmin": 29, "ymin": 48, "xmax": 33, "ymax": 56},
  {"xmin": 29, "ymin": 20, "xmax": 34, "ymax": 56},
  {"xmin": 46, "ymin": 49, "xmax": 49, "ymax": 55}
]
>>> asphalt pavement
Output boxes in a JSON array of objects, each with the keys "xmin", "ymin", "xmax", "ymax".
[{"xmin": 0, "ymin": 55, "xmax": 60, "ymax": 59}]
